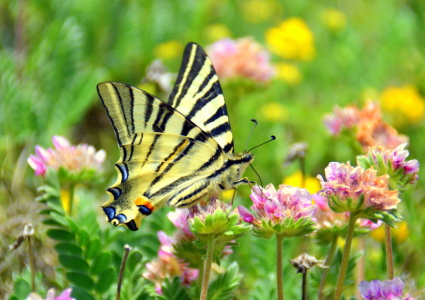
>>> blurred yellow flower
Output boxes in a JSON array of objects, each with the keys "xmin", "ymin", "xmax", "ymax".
[
  {"xmin": 265, "ymin": 18, "xmax": 316, "ymax": 61},
  {"xmin": 259, "ymin": 102, "xmax": 287, "ymax": 122},
  {"xmin": 204, "ymin": 23, "xmax": 231, "ymax": 42},
  {"xmin": 321, "ymin": 8, "xmax": 346, "ymax": 32},
  {"xmin": 61, "ymin": 188, "xmax": 72, "ymax": 214},
  {"xmin": 274, "ymin": 62, "xmax": 302, "ymax": 85},
  {"xmin": 380, "ymin": 85, "xmax": 425, "ymax": 125},
  {"xmin": 154, "ymin": 40, "xmax": 183, "ymax": 60},
  {"xmin": 370, "ymin": 221, "xmax": 409, "ymax": 243},
  {"xmin": 283, "ymin": 170, "xmax": 321, "ymax": 194},
  {"xmin": 242, "ymin": 0, "xmax": 283, "ymax": 24}
]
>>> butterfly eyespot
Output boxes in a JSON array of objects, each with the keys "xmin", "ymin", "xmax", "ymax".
[
  {"xmin": 111, "ymin": 219, "xmax": 120, "ymax": 226},
  {"xmin": 102, "ymin": 207, "xmax": 116, "ymax": 221},
  {"xmin": 134, "ymin": 197, "xmax": 154, "ymax": 211},
  {"xmin": 115, "ymin": 214, "xmax": 127, "ymax": 223}
]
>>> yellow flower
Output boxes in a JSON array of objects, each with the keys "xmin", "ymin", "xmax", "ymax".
[
  {"xmin": 242, "ymin": 0, "xmax": 283, "ymax": 24},
  {"xmin": 321, "ymin": 8, "xmax": 346, "ymax": 32},
  {"xmin": 154, "ymin": 40, "xmax": 183, "ymax": 60},
  {"xmin": 274, "ymin": 62, "xmax": 302, "ymax": 85},
  {"xmin": 283, "ymin": 170, "xmax": 321, "ymax": 194},
  {"xmin": 204, "ymin": 23, "xmax": 231, "ymax": 42},
  {"xmin": 380, "ymin": 85, "xmax": 425, "ymax": 125},
  {"xmin": 259, "ymin": 102, "xmax": 287, "ymax": 122},
  {"xmin": 265, "ymin": 18, "xmax": 316, "ymax": 61}
]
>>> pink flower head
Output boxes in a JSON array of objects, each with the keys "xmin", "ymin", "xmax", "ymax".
[
  {"xmin": 25, "ymin": 288, "xmax": 75, "ymax": 300},
  {"xmin": 323, "ymin": 101, "xmax": 408, "ymax": 151},
  {"xmin": 360, "ymin": 143, "xmax": 420, "ymax": 186},
  {"xmin": 167, "ymin": 209, "xmax": 192, "ymax": 235},
  {"xmin": 143, "ymin": 231, "xmax": 198, "ymax": 294},
  {"xmin": 317, "ymin": 162, "xmax": 400, "ymax": 213},
  {"xmin": 359, "ymin": 278, "xmax": 415, "ymax": 300},
  {"xmin": 27, "ymin": 136, "xmax": 106, "ymax": 177},
  {"xmin": 207, "ymin": 37, "xmax": 275, "ymax": 83},
  {"xmin": 240, "ymin": 184, "xmax": 316, "ymax": 238}
]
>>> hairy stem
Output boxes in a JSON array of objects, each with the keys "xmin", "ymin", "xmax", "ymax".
[
  {"xmin": 276, "ymin": 234, "xmax": 285, "ymax": 300},
  {"xmin": 318, "ymin": 233, "xmax": 338, "ymax": 300},
  {"xmin": 302, "ymin": 271, "xmax": 307, "ymax": 300},
  {"xmin": 200, "ymin": 235, "xmax": 216, "ymax": 300},
  {"xmin": 385, "ymin": 225, "xmax": 394, "ymax": 280},
  {"xmin": 116, "ymin": 245, "xmax": 132, "ymax": 300},
  {"xmin": 334, "ymin": 214, "xmax": 358, "ymax": 299},
  {"xmin": 28, "ymin": 235, "xmax": 35, "ymax": 292}
]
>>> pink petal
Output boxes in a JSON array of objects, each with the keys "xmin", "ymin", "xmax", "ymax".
[
  {"xmin": 27, "ymin": 155, "xmax": 47, "ymax": 176},
  {"xmin": 237, "ymin": 205, "xmax": 254, "ymax": 223},
  {"xmin": 52, "ymin": 136, "xmax": 70, "ymax": 149}
]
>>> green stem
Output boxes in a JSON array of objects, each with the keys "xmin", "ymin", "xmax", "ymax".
[
  {"xmin": 116, "ymin": 245, "xmax": 132, "ymax": 300},
  {"xmin": 384, "ymin": 225, "xmax": 394, "ymax": 280},
  {"xmin": 276, "ymin": 234, "xmax": 284, "ymax": 300},
  {"xmin": 27, "ymin": 235, "xmax": 35, "ymax": 292},
  {"xmin": 69, "ymin": 183, "xmax": 75, "ymax": 216},
  {"xmin": 302, "ymin": 271, "xmax": 307, "ymax": 300},
  {"xmin": 334, "ymin": 213, "xmax": 358, "ymax": 300},
  {"xmin": 318, "ymin": 233, "xmax": 338, "ymax": 300},
  {"xmin": 200, "ymin": 235, "xmax": 216, "ymax": 300}
]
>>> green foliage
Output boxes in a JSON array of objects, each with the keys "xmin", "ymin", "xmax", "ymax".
[
  {"xmin": 161, "ymin": 277, "xmax": 192, "ymax": 300},
  {"xmin": 206, "ymin": 262, "xmax": 243, "ymax": 300}
]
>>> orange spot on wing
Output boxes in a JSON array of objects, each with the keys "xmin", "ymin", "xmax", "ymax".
[{"xmin": 134, "ymin": 197, "xmax": 155, "ymax": 211}]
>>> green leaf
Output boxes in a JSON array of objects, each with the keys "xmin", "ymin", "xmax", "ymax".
[
  {"xmin": 79, "ymin": 228, "xmax": 90, "ymax": 247},
  {"xmin": 67, "ymin": 218, "xmax": 80, "ymax": 233},
  {"xmin": 161, "ymin": 277, "xmax": 191, "ymax": 300},
  {"xmin": 126, "ymin": 249, "xmax": 143, "ymax": 274},
  {"xmin": 207, "ymin": 262, "xmax": 242, "ymax": 300},
  {"xmin": 42, "ymin": 218, "xmax": 66, "ymax": 228},
  {"xmin": 94, "ymin": 267, "xmax": 115, "ymax": 294},
  {"xmin": 55, "ymin": 242, "xmax": 83, "ymax": 256},
  {"xmin": 50, "ymin": 211, "xmax": 69, "ymax": 227},
  {"xmin": 69, "ymin": 286, "xmax": 96, "ymax": 300},
  {"xmin": 66, "ymin": 271, "xmax": 95, "ymax": 291},
  {"xmin": 58, "ymin": 254, "xmax": 89, "ymax": 272},
  {"xmin": 12, "ymin": 277, "xmax": 31, "ymax": 300},
  {"xmin": 46, "ymin": 228, "xmax": 76, "ymax": 242},
  {"xmin": 86, "ymin": 238, "xmax": 101, "ymax": 260},
  {"xmin": 90, "ymin": 251, "xmax": 112, "ymax": 274}
]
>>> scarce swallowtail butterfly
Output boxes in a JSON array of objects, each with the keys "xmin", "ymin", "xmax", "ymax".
[{"xmin": 97, "ymin": 42, "xmax": 254, "ymax": 231}]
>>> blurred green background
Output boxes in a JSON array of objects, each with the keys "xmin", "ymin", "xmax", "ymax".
[{"xmin": 1, "ymin": 0, "xmax": 425, "ymax": 299}]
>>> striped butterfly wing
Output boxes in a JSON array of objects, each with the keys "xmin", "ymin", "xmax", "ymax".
[
  {"xmin": 98, "ymin": 43, "xmax": 253, "ymax": 231},
  {"xmin": 168, "ymin": 42, "xmax": 234, "ymax": 154},
  {"xmin": 98, "ymin": 82, "xmax": 226, "ymax": 230}
]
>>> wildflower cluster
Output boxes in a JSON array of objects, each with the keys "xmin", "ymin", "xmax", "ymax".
[
  {"xmin": 323, "ymin": 101, "xmax": 408, "ymax": 150},
  {"xmin": 206, "ymin": 37, "xmax": 274, "ymax": 83},
  {"xmin": 26, "ymin": 288, "xmax": 75, "ymax": 300},
  {"xmin": 27, "ymin": 136, "xmax": 105, "ymax": 180},
  {"xmin": 238, "ymin": 184, "xmax": 316, "ymax": 239},
  {"xmin": 359, "ymin": 278, "xmax": 415, "ymax": 300}
]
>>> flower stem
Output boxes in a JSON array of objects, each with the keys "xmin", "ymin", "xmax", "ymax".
[
  {"xmin": 276, "ymin": 233, "xmax": 285, "ymax": 300},
  {"xmin": 302, "ymin": 271, "xmax": 307, "ymax": 300},
  {"xmin": 318, "ymin": 233, "xmax": 338, "ymax": 300},
  {"xmin": 384, "ymin": 224, "xmax": 394, "ymax": 280},
  {"xmin": 334, "ymin": 214, "xmax": 358, "ymax": 300},
  {"xmin": 116, "ymin": 244, "xmax": 132, "ymax": 300},
  {"xmin": 200, "ymin": 235, "xmax": 216, "ymax": 300}
]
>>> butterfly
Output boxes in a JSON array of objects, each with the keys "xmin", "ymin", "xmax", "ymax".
[{"xmin": 97, "ymin": 42, "xmax": 254, "ymax": 231}]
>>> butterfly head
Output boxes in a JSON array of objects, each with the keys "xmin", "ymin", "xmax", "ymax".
[
  {"xmin": 227, "ymin": 152, "xmax": 254, "ymax": 188},
  {"xmin": 102, "ymin": 191, "xmax": 155, "ymax": 231}
]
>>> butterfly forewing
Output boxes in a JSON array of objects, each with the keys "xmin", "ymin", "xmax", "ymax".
[{"xmin": 168, "ymin": 43, "xmax": 234, "ymax": 154}]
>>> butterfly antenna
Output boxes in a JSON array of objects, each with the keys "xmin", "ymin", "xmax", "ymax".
[
  {"xmin": 248, "ymin": 135, "xmax": 276, "ymax": 152},
  {"xmin": 245, "ymin": 119, "xmax": 258, "ymax": 151}
]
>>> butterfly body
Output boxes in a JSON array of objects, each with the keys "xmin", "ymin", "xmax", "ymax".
[{"xmin": 98, "ymin": 43, "xmax": 253, "ymax": 231}]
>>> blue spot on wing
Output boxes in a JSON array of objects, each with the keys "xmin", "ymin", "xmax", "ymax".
[
  {"xmin": 116, "ymin": 214, "xmax": 127, "ymax": 223},
  {"xmin": 116, "ymin": 164, "xmax": 129, "ymax": 182},
  {"xmin": 107, "ymin": 187, "xmax": 122, "ymax": 199},
  {"xmin": 103, "ymin": 207, "xmax": 116, "ymax": 221}
]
